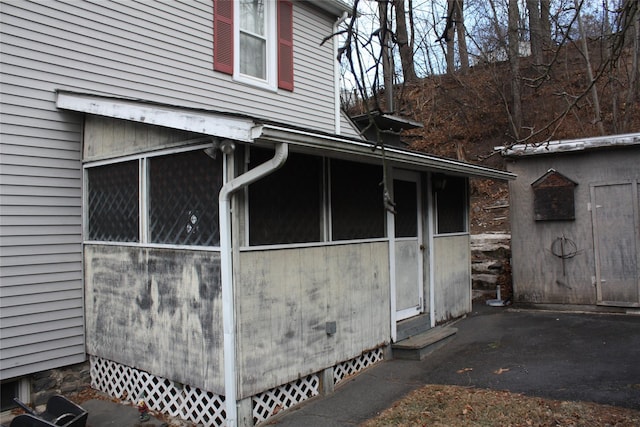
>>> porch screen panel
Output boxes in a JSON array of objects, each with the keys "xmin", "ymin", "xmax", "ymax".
[
  {"xmin": 434, "ymin": 175, "xmax": 467, "ymax": 234},
  {"xmin": 87, "ymin": 160, "xmax": 139, "ymax": 242},
  {"xmin": 330, "ymin": 159, "xmax": 385, "ymax": 240},
  {"xmin": 394, "ymin": 179, "xmax": 418, "ymax": 237},
  {"xmin": 149, "ymin": 150, "xmax": 222, "ymax": 246},
  {"xmin": 248, "ymin": 148, "xmax": 322, "ymax": 245}
]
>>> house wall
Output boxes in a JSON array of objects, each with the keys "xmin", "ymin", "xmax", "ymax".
[
  {"xmin": 433, "ymin": 235, "xmax": 471, "ymax": 323},
  {"xmin": 1, "ymin": 0, "xmax": 339, "ymax": 134},
  {"xmin": 84, "ymin": 245, "xmax": 224, "ymax": 394},
  {"xmin": 507, "ymin": 147, "xmax": 640, "ymax": 305},
  {"xmin": 0, "ymin": 0, "xmax": 343, "ymax": 380},
  {"xmin": 235, "ymin": 243, "xmax": 390, "ymax": 398}
]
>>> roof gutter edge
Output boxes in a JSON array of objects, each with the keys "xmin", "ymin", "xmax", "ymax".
[{"xmin": 258, "ymin": 124, "xmax": 516, "ymax": 181}]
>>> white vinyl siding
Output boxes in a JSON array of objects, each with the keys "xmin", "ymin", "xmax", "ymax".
[{"xmin": 1, "ymin": 0, "xmax": 339, "ymax": 133}]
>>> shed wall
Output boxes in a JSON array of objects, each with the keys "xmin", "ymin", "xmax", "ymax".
[
  {"xmin": 235, "ymin": 243, "xmax": 390, "ymax": 398},
  {"xmin": 84, "ymin": 245, "xmax": 224, "ymax": 394},
  {"xmin": 507, "ymin": 147, "xmax": 640, "ymax": 304}
]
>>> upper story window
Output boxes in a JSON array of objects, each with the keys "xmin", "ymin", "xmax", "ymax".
[{"xmin": 214, "ymin": 0, "xmax": 294, "ymax": 91}]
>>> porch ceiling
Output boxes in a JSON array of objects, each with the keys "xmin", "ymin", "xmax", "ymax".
[{"xmin": 56, "ymin": 90, "xmax": 515, "ymax": 181}]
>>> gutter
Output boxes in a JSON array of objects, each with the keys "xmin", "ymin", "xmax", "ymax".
[
  {"xmin": 219, "ymin": 142, "xmax": 289, "ymax": 427},
  {"xmin": 259, "ymin": 124, "xmax": 516, "ymax": 181}
]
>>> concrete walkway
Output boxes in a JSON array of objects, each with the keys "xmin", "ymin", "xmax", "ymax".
[{"xmin": 273, "ymin": 303, "xmax": 640, "ymax": 426}]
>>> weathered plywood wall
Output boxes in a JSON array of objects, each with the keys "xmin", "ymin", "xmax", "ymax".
[
  {"xmin": 507, "ymin": 147, "xmax": 640, "ymax": 305},
  {"xmin": 85, "ymin": 245, "xmax": 224, "ymax": 393},
  {"xmin": 235, "ymin": 242, "xmax": 390, "ymax": 398},
  {"xmin": 434, "ymin": 235, "xmax": 471, "ymax": 323},
  {"xmin": 84, "ymin": 116, "xmax": 201, "ymax": 161}
]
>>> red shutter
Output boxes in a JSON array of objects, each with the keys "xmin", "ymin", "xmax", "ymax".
[
  {"xmin": 277, "ymin": 0, "xmax": 294, "ymax": 91},
  {"xmin": 213, "ymin": 0, "xmax": 233, "ymax": 74}
]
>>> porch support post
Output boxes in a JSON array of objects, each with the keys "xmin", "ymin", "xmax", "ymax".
[{"xmin": 219, "ymin": 142, "xmax": 289, "ymax": 427}]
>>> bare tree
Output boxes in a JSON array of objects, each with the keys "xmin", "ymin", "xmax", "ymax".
[
  {"xmin": 574, "ymin": 0, "xmax": 605, "ymax": 135},
  {"xmin": 378, "ymin": 0, "xmax": 394, "ymax": 111},
  {"xmin": 508, "ymin": 0, "xmax": 522, "ymax": 139},
  {"xmin": 441, "ymin": 0, "xmax": 469, "ymax": 74},
  {"xmin": 393, "ymin": 0, "xmax": 418, "ymax": 83},
  {"xmin": 527, "ymin": 0, "xmax": 544, "ymax": 64}
]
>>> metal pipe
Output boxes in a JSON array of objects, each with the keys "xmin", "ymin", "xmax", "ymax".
[{"xmin": 219, "ymin": 143, "xmax": 289, "ymax": 427}]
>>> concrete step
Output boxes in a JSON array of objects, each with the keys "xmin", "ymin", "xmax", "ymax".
[
  {"xmin": 392, "ymin": 326, "xmax": 458, "ymax": 360},
  {"xmin": 396, "ymin": 313, "xmax": 431, "ymax": 342}
]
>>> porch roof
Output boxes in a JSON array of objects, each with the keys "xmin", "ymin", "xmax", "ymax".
[{"xmin": 56, "ymin": 90, "xmax": 515, "ymax": 181}]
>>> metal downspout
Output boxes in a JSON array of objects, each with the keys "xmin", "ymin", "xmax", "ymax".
[
  {"xmin": 427, "ymin": 173, "xmax": 436, "ymax": 327},
  {"xmin": 219, "ymin": 143, "xmax": 289, "ymax": 427}
]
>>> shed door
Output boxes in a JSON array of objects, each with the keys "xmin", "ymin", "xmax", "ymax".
[
  {"xmin": 394, "ymin": 172, "xmax": 424, "ymax": 321},
  {"xmin": 591, "ymin": 182, "xmax": 640, "ymax": 307}
]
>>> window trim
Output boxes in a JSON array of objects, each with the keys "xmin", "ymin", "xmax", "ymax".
[{"xmin": 234, "ymin": 0, "xmax": 277, "ymax": 90}]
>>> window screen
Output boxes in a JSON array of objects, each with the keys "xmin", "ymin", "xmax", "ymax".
[
  {"xmin": 248, "ymin": 148, "xmax": 322, "ymax": 245},
  {"xmin": 87, "ymin": 160, "xmax": 139, "ymax": 242},
  {"xmin": 149, "ymin": 150, "xmax": 223, "ymax": 246},
  {"xmin": 394, "ymin": 179, "xmax": 418, "ymax": 238},
  {"xmin": 434, "ymin": 175, "xmax": 467, "ymax": 234},
  {"xmin": 331, "ymin": 159, "xmax": 385, "ymax": 240}
]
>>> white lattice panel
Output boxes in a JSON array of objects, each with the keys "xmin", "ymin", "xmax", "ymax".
[
  {"xmin": 90, "ymin": 356, "xmax": 226, "ymax": 426},
  {"xmin": 334, "ymin": 348, "xmax": 384, "ymax": 385},
  {"xmin": 252, "ymin": 374, "xmax": 320, "ymax": 424}
]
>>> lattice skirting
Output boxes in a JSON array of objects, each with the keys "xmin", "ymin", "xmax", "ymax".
[
  {"xmin": 251, "ymin": 374, "xmax": 319, "ymax": 424},
  {"xmin": 90, "ymin": 348, "xmax": 383, "ymax": 426},
  {"xmin": 90, "ymin": 356, "xmax": 225, "ymax": 426},
  {"xmin": 334, "ymin": 347, "xmax": 384, "ymax": 386}
]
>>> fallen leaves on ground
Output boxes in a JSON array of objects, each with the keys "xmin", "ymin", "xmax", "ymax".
[{"xmin": 360, "ymin": 385, "xmax": 640, "ymax": 426}]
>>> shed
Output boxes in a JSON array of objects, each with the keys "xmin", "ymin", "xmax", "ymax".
[{"xmin": 501, "ymin": 133, "xmax": 640, "ymax": 308}]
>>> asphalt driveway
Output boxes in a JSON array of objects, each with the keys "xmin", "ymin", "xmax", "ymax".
[{"xmin": 274, "ymin": 303, "xmax": 640, "ymax": 426}]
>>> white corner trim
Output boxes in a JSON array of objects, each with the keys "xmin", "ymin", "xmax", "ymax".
[{"xmin": 56, "ymin": 91, "xmax": 256, "ymax": 142}]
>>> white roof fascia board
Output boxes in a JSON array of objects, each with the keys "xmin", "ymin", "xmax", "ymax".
[
  {"xmin": 259, "ymin": 124, "xmax": 516, "ymax": 181},
  {"xmin": 499, "ymin": 132, "xmax": 640, "ymax": 157},
  {"xmin": 56, "ymin": 91, "xmax": 257, "ymax": 143}
]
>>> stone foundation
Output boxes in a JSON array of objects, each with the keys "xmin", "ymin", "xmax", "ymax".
[
  {"xmin": 471, "ymin": 233, "xmax": 512, "ymax": 301},
  {"xmin": 30, "ymin": 362, "xmax": 91, "ymax": 406}
]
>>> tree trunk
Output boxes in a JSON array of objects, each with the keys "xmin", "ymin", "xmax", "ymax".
[
  {"xmin": 456, "ymin": 0, "xmax": 469, "ymax": 73},
  {"xmin": 508, "ymin": 0, "xmax": 522, "ymax": 139},
  {"xmin": 527, "ymin": 0, "xmax": 543, "ymax": 64},
  {"xmin": 575, "ymin": 0, "xmax": 605, "ymax": 135},
  {"xmin": 378, "ymin": 0, "xmax": 394, "ymax": 112},
  {"xmin": 622, "ymin": 0, "xmax": 639, "ymax": 132},
  {"xmin": 446, "ymin": 0, "xmax": 456, "ymax": 74},
  {"xmin": 393, "ymin": 0, "xmax": 417, "ymax": 83},
  {"xmin": 540, "ymin": 0, "xmax": 551, "ymax": 49}
]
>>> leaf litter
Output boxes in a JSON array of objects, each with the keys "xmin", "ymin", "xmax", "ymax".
[{"xmin": 360, "ymin": 384, "xmax": 640, "ymax": 426}]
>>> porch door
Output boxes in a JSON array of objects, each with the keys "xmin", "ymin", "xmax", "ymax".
[
  {"xmin": 394, "ymin": 171, "xmax": 424, "ymax": 321},
  {"xmin": 591, "ymin": 182, "xmax": 640, "ymax": 306}
]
